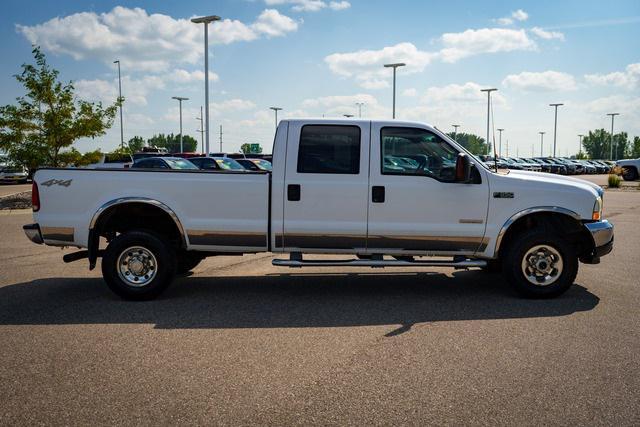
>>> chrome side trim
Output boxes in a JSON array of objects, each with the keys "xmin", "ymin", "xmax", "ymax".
[
  {"xmin": 494, "ymin": 206, "xmax": 581, "ymax": 256},
  {"xmin": 272, "ymin": 258, "xmax": 487, "ymax": 268},
  {"xmin": 187, "ymin": 230, "xmax": 267, "ymax": 247},
  {"xmin": 41, "ymin": 226, "xmax": 74, "ymax": 243},
  {"xmin": 89, "ymin": 197, "xmax": 187, "ymax": 247}
]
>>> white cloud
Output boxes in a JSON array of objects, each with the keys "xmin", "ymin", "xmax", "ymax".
[
  {"xmin": 438, "ymin": 28, "xmax": 536, "ymax": 62},
  {"xmin": 167, "ymin": 69, "xmax": 219, "ymax": 83},
  {"xmin": 403, "ymin": 88, "xmax": 417, "ymax": 97},
  {"xmin": 264, "ymin": 0, "xmax": 350, "ymax": 12},
  {"xmin": 17, "ymin": 6, "xmax": 298, "ymax": 71},
  {"xmin": 530, "ymin": 27, "xmax": 565, "ymax": 41},
  {"xmin": 584, "ymin": 63, "xmax": 640, "ymax": 89},
  {"xmin": 502, "ymin": 70, "xmax": 577, "ymax": 91},
  {"xmin": 497, "ymin": 9, "xmax": 529, "ymax": 26},
  {"xmin": 325, "ymin": 43, "xmax": 434, "ymax": 89},
  {"xmin": 329, "ymin": 1, "xmax": 351, "ymax": 10},
  {"xmin": 423, "ymin": 82, "xmax": 507, "ymax": 106}
]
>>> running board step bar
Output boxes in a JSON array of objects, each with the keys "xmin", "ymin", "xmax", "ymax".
[{"xmin": 272, "ymin": 258, "xmax": 487, "ymax": 268}]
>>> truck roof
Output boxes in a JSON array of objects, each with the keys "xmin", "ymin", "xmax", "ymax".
[{"xmin": 282, "ymin": 118, "xmax": 436, "ymax": 128}]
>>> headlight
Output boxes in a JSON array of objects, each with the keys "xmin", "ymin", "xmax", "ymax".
[{"xmin": 592, "ymin": 196, "xmax": 602, "ymax": 221}]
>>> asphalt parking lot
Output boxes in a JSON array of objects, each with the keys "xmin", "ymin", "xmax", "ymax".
[{"xmin": 0, "ymin": 176, "xmax": 638, "ymax": 425}]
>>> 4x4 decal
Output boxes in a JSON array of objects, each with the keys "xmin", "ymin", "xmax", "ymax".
[{"xmin": 41, "ymin": 179, "xmax": 72, "ymax": 187}]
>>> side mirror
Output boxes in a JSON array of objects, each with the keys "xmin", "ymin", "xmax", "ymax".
[{"xmin": 455, "ymin": 153, "xmax": 472, "ymax": 183}]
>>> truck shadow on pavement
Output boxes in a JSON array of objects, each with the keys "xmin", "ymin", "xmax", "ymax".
[{"xmin": 0, "ymin": 270, "xmax": 599, "ymax": 331}]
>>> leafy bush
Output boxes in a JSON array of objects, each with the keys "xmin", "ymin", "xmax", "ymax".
[{"xmin": 608, "ymin": 174, "xmax": 621, "ymax": 188}]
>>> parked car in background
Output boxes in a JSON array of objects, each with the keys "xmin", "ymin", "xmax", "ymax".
[
  {"xmin": 585, "ymin": 160, "xmax": 608, "ymax": 174},
  {"xmin": 617, "ymin": 158, "xmax": 640, "ymax": 181},
  {"xmin": 237, "ymin": 158, "xmax": 273, "ymax": 171},
  {"xmin": 507, "ymin": 157, "xmax": 541, "ymax": 172},
  {"xmin": 189, "ymin": 156, "xmax": 249, "ymax": 171},
  {"xmin": 592, "ymin": 160, "xmax": 612, "ymax": 173},
  {"xmin": 189, "ymin": 156, "xmax": 221, "ymax": 170},
  {"xmin": 573, "ymin": 159, "xmax": 596, "ymax": 174},
  {"xmin": 86, "ymin": 153, "xmax": 133, "ymax": 169},
  {"xmin": 534, "ymin": 158, "xmax": 568, "ymax": 174},
  {"xmin": 0, "ymin": 165, "xmax": 28, "ymax": 183},
  {"xmin": 518, "ymin": 158, "xmax": 544, "ymax": 172},
  {"xmin": 553, "ymin": 158, "xmax": 581, "ymax": 174},
  {"xmin": 212, "ymin": 157, "xmax": 247, "ymax": 171},
  {"xmin": 131, "ymin": 157, "xmax": 199, "ymax": 170}
]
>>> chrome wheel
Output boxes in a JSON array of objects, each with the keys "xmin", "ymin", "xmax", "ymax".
[
  {"xmin": 117, "ymin": 246, "xmax": 158, "ymax": 287},
  {"xmin": 521, "ymin": 244, "xmax": 563, "ymax": 286}
]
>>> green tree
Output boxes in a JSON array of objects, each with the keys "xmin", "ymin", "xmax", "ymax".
[
  {"xmin": 582, "ymin": 129, "xmax": 630, "ymax": 160},
  {"xmin": 446, "ymin": 132, "xmax": 489, "ymax": 156},
  {"xmin": 127, "ymin": 136, "xmax": 145, "ymax": 153},
  {"xmin": 631, "ymin": 136, "xmax": 640, "ymax": 159},
  {"xmin": 147, "ymin": 133, "xmax": 197, "ymax": 153},
  {"xmin": 0, "ymin": 46, "xmax": 117, "ymax": 168}
]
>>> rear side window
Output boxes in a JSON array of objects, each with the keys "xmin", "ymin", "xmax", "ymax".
[{"xmin": 297, "ymin": 125, "xmax": 361, "ymax": 174}]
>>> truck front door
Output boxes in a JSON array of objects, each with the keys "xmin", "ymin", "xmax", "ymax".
[
  {"xmin": 366, "ymin": 124, "xmax": 489, "ymax": 255},
  {"xmin": 281, "ymin": 121, "xmax": 370, "ymax": 253}
]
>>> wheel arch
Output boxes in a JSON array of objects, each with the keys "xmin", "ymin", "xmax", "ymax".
[
  {"xmin": 87, "ymin": 197, "xmax": 187, "ymax": 269},
  {"xmin": 494, "ymin": 207, "xmax": 591, "ymax": 259}
]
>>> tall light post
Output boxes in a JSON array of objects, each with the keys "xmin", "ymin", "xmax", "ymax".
[
  {"xmin": 383, "ymin": 63, "xmax": 406, "ymax": 119},
  {"xmin": 191, "ymin": 15, "xmax": 221, "ymax": 157},
  {"xmin": 172, "ymin": 96, "xmax": 189, "ymax": 153},
  {"xmin": 270, "ymin": 107, "xmax": 282, "ymax": 130},
  {"xmin": 355, "ymin": 102, "xmax": 364, "ymax": 118},
  {"xmin": 607, "ymin": 113, "xmax": 620, "ymax": 160},
  {"xmin": 196, "ymin": 106, "xmax": 204, "ymax": 154},
  {"xmin": 481, "ymin": 88, "xmax": 497, "ymax": 155},
  {"xmin": 113, "ymin": 60, "xmax": 124, "ymax": 148},
  {"xmin": 549, "ymin": 103, "xmax": 563, "ymax": 157},
  {"xmin": 578, "ymin": 134, "xmax": 584, "ymax": 157},
  {"xmin": 451, "ymin": 124, "xmax": 461, "ymax": 142},
  {"xmin": 539, "ymin": 131, "xmax": 546, "ymax": 157},
  {"xmin": 497, "ymin": 128, "xmax": 504, "ymax": 157}
]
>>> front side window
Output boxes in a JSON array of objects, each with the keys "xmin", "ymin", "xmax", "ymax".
[
  {"xmin": 381, "ymin": 127, "xmax": 458, "ymax": 182},
  {"xmin": 297, "ymin": 125, "xmax": 361, "ymax": 174}
]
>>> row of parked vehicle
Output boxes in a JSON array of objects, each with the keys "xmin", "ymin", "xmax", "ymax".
[{"xmin": 480, "ymin": 156, "xmax": 616, "ymax": 175}]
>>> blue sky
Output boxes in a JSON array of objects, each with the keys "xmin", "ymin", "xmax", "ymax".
[{"xmin": 1, "ymin": 0, "xmax": 639, "ymax": 156}]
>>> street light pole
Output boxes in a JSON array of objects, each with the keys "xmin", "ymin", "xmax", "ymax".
[
  {"xmin": 607, "ymin": 113, "xmax": 620, "ymax": 160},
  {"xmin": 452, "ymin": 124, "xmax": 460, "ymax": 142},
  {"xmin": 113, "ymin": 60, "xmax": 124, "ymax": 149},
  {"xmin": 578, "ymin": 134, "xmax": 584, "ymax": 157},
  {"xmin": 480, "ymin": 88, "xmax": 497, "ymax": 155},
  {"xmin": 270, "ymin": 107, "xmax": 283, "ymax": 130},
  {"xmin": 384, "ymin": 63, "xmax": 406, "ymax": 119},
  {"xmin": 539, "ymin": 132, "xmax": 545, "ymax": 157},
  {"xmin": 497, "ymin": 128, "xmax": 504, "ymax": 157},
  {"xmin": 355, "ymin": 102, "xmax": 364, "ymax": 118},
  {"xmin": 196, "ymin": 106, "xmax": 204, "ymax": 154},
  {"xmin": 172, "ymin": 96, "xmax": 189, "ymax": 153},
  {"xmin": 192, "ymin": 15, "xmax": 221, "ymax": 157},
  {"xmin": 549, "ymin": 103, "xmax": 563, "ymax": 157}
]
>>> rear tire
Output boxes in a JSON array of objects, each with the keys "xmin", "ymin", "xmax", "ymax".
[
  {"xmin": 102, "ymin": 231, "xmax": 176, "ymax": 300},
  {"xmin": 502, "ymin": 228, "xmax": 578, "ymax": 298},
  {"xmin": 622, "ymin": 167, "xmax": 638, "ymax": 181}
]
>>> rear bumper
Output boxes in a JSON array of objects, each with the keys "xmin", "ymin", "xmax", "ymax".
[
  {"xmin": 581, "ymin": 220, "xmax": 614, "ymax": 264},
  {"xmin": 23, "ymin": 223, "xmax": 43, "ymax": 245}
]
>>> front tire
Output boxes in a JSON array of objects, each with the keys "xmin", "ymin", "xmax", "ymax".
[
  {"xmin": 503, "ymin": 228, "xmax": 578, "ymax": 298},
  {"xmin": 102, "ymin": 231, "xmax": 176, "ymax": 300},
  {"xmin": 622, "ymin": 167, "xmax": 638, "ymax": 181}
]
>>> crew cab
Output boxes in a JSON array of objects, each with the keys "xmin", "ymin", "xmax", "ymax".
[{"xmin": 24, "ymin": 119, "xmax": 614, "ymax": 300}]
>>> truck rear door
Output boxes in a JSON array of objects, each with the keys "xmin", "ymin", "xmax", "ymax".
[{"xmin": 280, "ymin": 121, "xmax": 370, "ymax": 253}]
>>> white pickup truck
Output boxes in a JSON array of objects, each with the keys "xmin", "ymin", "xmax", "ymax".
[
  {"xmin": 24, "ymin": 119, "xmax": 614, "ymax": 300},
  {"xmin": 617, "ymin": 158, "xmax": 640, "ymax": 181}
]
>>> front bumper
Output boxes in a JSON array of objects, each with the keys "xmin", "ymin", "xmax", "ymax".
[
  {"xmin": 581, "ymin": 220, "xmax": 614, "ymax": 263},
  {"xmin": 23, "ymin": 223, "xmax": 43, "ymax": 245}
]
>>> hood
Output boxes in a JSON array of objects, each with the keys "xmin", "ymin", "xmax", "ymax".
[{"xmin": 507, "ymin": 170, "xmax": 603, "ymax": 197}]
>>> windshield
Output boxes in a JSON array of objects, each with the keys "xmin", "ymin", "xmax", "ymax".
[
  {"xmin": 252, "ymin": 159, "xmax": 272, "ymax": 170},
  {"xmin": 165, "ymin": 158, "xmax": 199, "ymax": 170},
  {"xmin": 215, "ymin": 158, "xmax": 246, "ymax": 170}
]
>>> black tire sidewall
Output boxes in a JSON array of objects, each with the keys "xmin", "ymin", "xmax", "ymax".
[
  {"xmin": 102, "ymin": 231, "xmax": 176, "ymax": 300},
  {"xmin": 503, "ymin": 229, "xmax": 578, "ymax": 298},
  {"xmin": 622, "ymin": 167, "xmax": 638, "ymax": 181}
]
